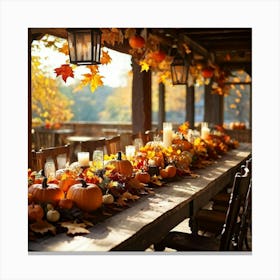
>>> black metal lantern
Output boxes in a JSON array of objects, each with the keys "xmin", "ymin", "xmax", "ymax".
[
  {"xmin": 170, "ymin": 53, "xmax": 190, "ymax": 85},
  {"xmin": 67, "ymin": 28, "xmax": 102, "ymax": 65}
]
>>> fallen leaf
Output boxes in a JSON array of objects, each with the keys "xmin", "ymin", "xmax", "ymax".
[
  {"xmin": 30, "ymin": 220, "xmax": 56, "ymax": 235},
  {"xmin": 60, "ymin": 221, "xmax": 90, "ymax": 235},
  {"xmin": 122, "ymin": 191, "xmax": 140, "ymax": 201}
]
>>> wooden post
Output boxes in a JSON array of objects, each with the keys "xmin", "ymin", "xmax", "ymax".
[
  {"xmin": 158, "ymin": 82, "xmax": 165, "ymax": 130},
  {"xmin": 28, "ymin": 29, "xmax": 32, "ymax": 168},
  {"xmin": 186, "ymin": 85, "xmax": 195, "ymax": 129},
  {"xmin": 204, "ymin": 82, "xmax": 223, "ymax": 126},
  {"xmin": 131, "ymin": 59, "xmax": 152, "ymax": 134}
]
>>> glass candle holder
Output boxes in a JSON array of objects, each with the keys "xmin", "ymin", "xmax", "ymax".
[
  {"xmin": 77, "ymin": 152, "xmax": 90, "ymax": 167},
  {"xmin": 133, "ymin": 138, "xmax": 144, "ymax": 152},
  {"xmin": 92, "ymin": 150, "xmax": 104, "ymax": 170},
  {"xmin": 44, "ymin": 159, "xmax": 56, "ymax": 179}
]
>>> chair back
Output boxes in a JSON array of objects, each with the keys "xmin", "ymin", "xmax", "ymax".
[
  {"xmin": 120, "ymin": 132, "xmax": 133, "ymax": 152},
  {"xmin": 219, "ymin": 165, "xmax": 251, "ymax": 250},
  {"xmin": 80, "ymin": 138, "xmax": 106, "ymax": 156},
  {"xmin": 32, "ymin": 144, "xmax": 71, "ymax": 171},
  {"xmin": 105, "ymin": 135, "xmax": 121, "ymax": 155},
  {"xmin": 234, "ymin": 178, "xmax": 252, "ymax": 250},
  {"xmin": 33, "ymin": 127, "xmax": 55, "ymax": 149}
]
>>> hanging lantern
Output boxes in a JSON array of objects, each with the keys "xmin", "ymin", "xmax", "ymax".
[
  {"xmin": 170, "ymin": 53, "xmax": 190, "ymax": 85},
  {"xmin": 67, "ymin": 28, "xmax": 102, "ymax": 65}
]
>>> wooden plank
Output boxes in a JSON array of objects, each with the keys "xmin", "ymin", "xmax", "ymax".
[{"xmin": 29, "ymin": 143, "xmax": 251, "ymax": 252}]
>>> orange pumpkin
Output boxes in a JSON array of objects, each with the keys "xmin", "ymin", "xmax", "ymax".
[
  {"xmin": 159, "ymin": 168, "xmax": 169, "ymax": 179},
  {"xmin": 165, "ymin": 165, "xmax": 177, "ymax": 178},
  {"xmin": 108, "ymin": 152, "xmax": 133, "ymax": 177},
  {"xmin": 58, "ymin": 198, "xmax": 73, "ymax": 209},
  {"xmin": 201, "ymin": 67, "xmax": 214, "ymax": 78},
  {"xmin": 28, "ymin": 203, "xmax": 44, "ymax": 222},
  {"xmin": 28, "ymin": 177, "xmax": 64, "ymax": 205},
  {"xmin": 135, "ymin": 171, "xmax": 151, "ymax": 184},
  {"xmin": 59, "ymin": 174, "xmax": 77, "ymax": 193},
  {"xmin": 151, "ymin": 50, "xmax": 166, "ymax": 63},
  {"xmin": 66, "ymin": 180, "xmax": 103, "ymax": 212},
  {"xmin": 129, "ymin": 35, "xmax": 145, "ymax": 49}
]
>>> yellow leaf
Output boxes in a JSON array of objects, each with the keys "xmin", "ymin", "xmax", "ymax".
[
  {"xmin": 90, "ymin": 74, "xmax": 104, "ymax": 93},
  {"xmin": 140, "ymin": 61, "xmax": 150, "ymax": 72}
]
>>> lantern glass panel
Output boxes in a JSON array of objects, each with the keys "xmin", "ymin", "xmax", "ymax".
[
  {"xmin": 67, "ymin": 29, "xmax": 101, "ymax": 65},
  {"xmin": 171, "ymin": 58, "xmax": 189, "ymax": 85}
]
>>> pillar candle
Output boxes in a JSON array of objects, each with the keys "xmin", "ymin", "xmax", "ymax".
[
  {"xmin": 77, "ymin": 152, "xmax": 89, "ymax": 167},
  {"xmin": 163, "ymin": 122, "xmax": 173, "ymax": 148}
]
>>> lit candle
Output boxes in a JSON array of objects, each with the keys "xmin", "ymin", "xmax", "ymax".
[
  {"xmin": 125, "ymin": 145, "xmax": 136, "ymax": 161},
  {"xmin": 77, "ymin": 152, "xmax": 89, "ymax": 167},
  {"xmin": 163, "ymin": 122, "xmax": 173, "ymax": 148},
  {"xmin": 201, "ymin": 122, "xmax": 210, "ymax": 140}
]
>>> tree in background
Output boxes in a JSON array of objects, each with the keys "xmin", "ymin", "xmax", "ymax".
[{"xmin": 31, "ymin": 55, "xmax": 74, "ymax": 128}]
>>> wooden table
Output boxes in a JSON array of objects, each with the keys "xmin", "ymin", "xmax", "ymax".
[
  {"xmin": 66, "ymin": 136, "xmax": 105, "ymax": 162},
  {"xmin": 29, "ymin": 143, "xmax": 251, "ymax": 253}
]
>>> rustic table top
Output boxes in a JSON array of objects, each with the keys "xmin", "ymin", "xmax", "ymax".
[{"xmin": 29, "ymin": 143, "xmax": 252, "ymax": 253}]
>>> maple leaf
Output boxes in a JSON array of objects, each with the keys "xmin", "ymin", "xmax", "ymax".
[
  {"xmin": 54, "ymin": 64, "xmax": 74, "ymax": 82},
  {"xmin": 124, "ymin": 28, "xmax": 136, "ymax": 39},
  {"xmin": 122, "ymin": 191, "xmax": 140, "ymax": 201},
  {"xmin": 58, "ymin": 43, "xmax": 69, "ymax": 55},
  {"xmin": 100, "ymin": 50, "xmax": 112, "ymax": 65},
  {"xmin": 90, "ymin": 73, "xmax": 103, "ymax": 93},
  {"xmin": 150, "ymin": 176, "xmax": 163, "ymax": 187},
  {"xmin": 30, "ymin": 220, "xmax": 56, "ymax": 235},
  {"xmin": 116, "ymin": 191, "xmax": 140, "ymax": 207},
  {"xmin": 60, "ymin": 221, "xmax": 90, "ymax": 235},
  {"xmin": 116, "ymin": 196, "xmax": 128, "ymax": 207},
  {"xmin": 140, "ymin": 61, "xmax": 150, "ymax": 72},
  {"xmin": 87, "ymin": 65, "xmax": 99, "ymax": 75}
]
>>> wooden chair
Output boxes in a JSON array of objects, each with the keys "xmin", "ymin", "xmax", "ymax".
[
  {"xmin": 120, "ymin": 132, "xmax": 133, "ymax": 152},
  {"xmin": 191, "ymin": 157, "xmax": 252, "ymax": 236},
  {"xmin": 211, "ymin": 157, "xmax": 252, "ymax": 212},
  {"xmin": 105, "ymin": 135, "xmax": 121, "ymax": 155},
  {"xmin": 189, "ymin": 158, "xmax": 252, "ymax": 250},
  {"xmin": 80, "ymin": 138, "xmax": 106, "ymax": 156},
  {"xmin": 31, "ymin": 144, "xmax": 71, "ymax": 171},
  {"xmin": 153, "ymin": 166, "xmax": 251, "ymax": 251}
]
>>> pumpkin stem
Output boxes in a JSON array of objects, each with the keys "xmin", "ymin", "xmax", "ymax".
[
  {"xmin": 117, "ymin": 151, "xmax": 122, "ymax": 161},
  {"xmin": 80, "ymin": 179, "xmax": 88, "ymax": 188},
  {"xmin": 42, "ymin": 177, "xmax": 48, "ymax": 189}
]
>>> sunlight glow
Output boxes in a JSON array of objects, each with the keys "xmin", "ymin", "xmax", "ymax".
[{"xmin": 99, "ymin": 47, "xmax": 132, "ymax": 88}]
